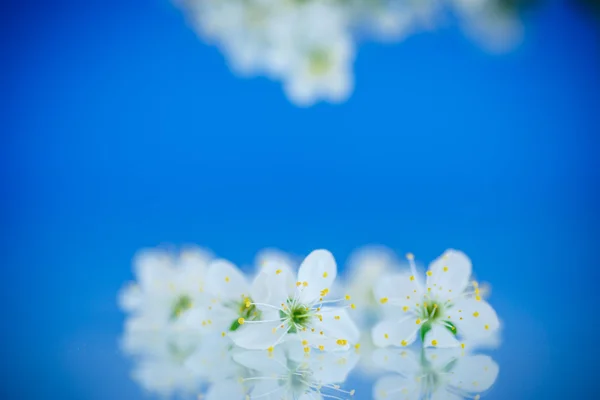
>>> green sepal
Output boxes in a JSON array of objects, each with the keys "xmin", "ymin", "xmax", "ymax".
[
  {"xmin": 230, "ymin": 319, "xmax": 241, "ymax": 331},
  {"xmin": 420, "ymin": 322, "xmax": 432, "ymax": 342},
  {"xmin": 444, "ymin": 320, "xmax": 458, "ymax": 336}
]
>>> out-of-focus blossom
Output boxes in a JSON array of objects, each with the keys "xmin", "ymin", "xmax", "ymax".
[
  {"xmin": 119, "ymin": 247, "xmax": 214, "ymax": 354},
  {"xmin": 372, "ymin": 250, "xmax": 500, "ymax": 348},
  {"xmin": 341, "ymin": 247, "xmax": 404, "ymax": 375},
  {"xmin": 178, "ymin": 0, "xmax": 523, "ymax": 106}
]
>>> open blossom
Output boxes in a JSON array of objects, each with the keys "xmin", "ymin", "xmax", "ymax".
[
  {"xmin": 234, "ymin": 341, "xmax": 358, "ymax": 400},
  {"xmin": 201, "ymin": 258, "xmax": 268, "ymax": 334},
  {"xmin": 372, "ymin": 345, "xmax": 499, "ymax": 400},
  {"xmin": 343, "ymin": 247, "xmax": 401, "ymax": 328},
  {"xmin": 118, "ymin": 247, "xmax": 213, "ymax": 339},
  {"xmin": 372, "ymin": 250, "xmax": 499, "ymax": 348},
  {"xmin": 229, "ymin": 249, "xmax": 360, "ymax": 352}
]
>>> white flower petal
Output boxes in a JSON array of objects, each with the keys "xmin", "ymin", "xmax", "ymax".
[
  {"xmin": 250, "ymin": 380, "xmax": 283, "ymax": 400},
  {"xmin": 206, "ymin": 259, "xmax": 250, "ymax": 301},
  {"xmin": 448, "ymin": 298, "xmax": 500, "ymax": 339},
  {"xmin": 119, "ymin": 283, "xmax": 143, "ymax": 312},
  {"xmin": 296, "ymin": 328, "xmax": 343, "ymax": 352},
  {"xmin": 372, "ymin": 348, "xmax": 421, "ymax": 375},
  {"xmin": 448, "ymin": 355, "xmax": 499, "ymax": 393},
  {"xmin": 229, "ymin": 320, "xmax": 284, "ymax": 350},
  {"xmin": 134, "ymin": 250, "xmax": 174, "ymax": 291},
  {"xmin": 423, "ymin": 347, "xmax": 462, "ymax": 371},
  {"xmin": 205, "ymin": 379, "xmax": 246, "ymax": 400},
  {"xmin": 252, "ymin": 266, "xmax": 295, "ymax": 307},
  {"xmin": 317, "ymin": 307, "xmax": 360, "ymax": 344},
  {"xmin": 233, "ymin": 348, "xmax": 289, "ymax": 376},
  {"xmin": 426, "ymin": 249, "xmax": 472, "ymax": 297},
  {"xmin": 371, "ymin": 317, "xmax": 419, "ymax": 348},
  {"xmin": 308, "ymin": 350, "xmax": 359, "ymax": 384},
  {"xmin": 297, "ymin": 250, "xmax": 337, "ymax": 303},
  {"xmin": 185, "ymin": 335, "xmax": 238, "ymax": 380},
  {"xmin": 424, "ymin": 323, "xmax": 460, "ymax": 348},
  {"xmin": 374, "ymin": 273, "xmax": 421, "ymax": 309},
  {"xmin": 373, "ymin": 375, "xmax": 420, "ymax": 400}
]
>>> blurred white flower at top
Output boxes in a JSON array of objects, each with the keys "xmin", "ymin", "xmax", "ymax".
[
  {"xmin": 271, "ymin": 1, "xmax": 355, "ymax": 106},
  {"xmin": 178, "ymin": 0, "xmax": 523, "ymax": 106}
]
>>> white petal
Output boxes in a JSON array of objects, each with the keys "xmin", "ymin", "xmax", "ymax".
[
  {"xmin": 374, "ymin": 273, "xmax": 422, "ymax": 310},
  {"xmin": 317, "ymin": 307, "xmax": 360, "ymax": 344},
  {"xmin": 206, "ymin": 259, "xmax": 250, "ymax": 301},
  {"xmin": 134, "ymin": 250, "xmax": 174, "ymax": 291},
  {"xmin": 256, "ymin": 249, "xmax": 298, "ymax": 272},
  {"xmin": 229, "ymin": 320, "xmax": 285, "ymax": 350},
  {"xmin": 426, "ymin": 249, "xmax": 472, "ymax": 297},
  {"xmin": 372, "ymin": 348, "xmax": 421, "ymax": 375},
  {"xmin": 423, "ymin": 347, "xmax": 462, "ymax": 371},
  {"xmin": 371, "ymin": 317, "xmax": 419, "ymax": 348},
  {"xmin": 118, "ymin": 283, "xmax": 143, "ymax": 312},
  {"xmin": 297, "ymin": 250, "xmax": 337, "ymax": 303},
  {"xmin": 295, "ymin": 328, "xmax": 343, "ymax": 352},
  {"xmin": 205, "ymin": 380, "xmax": 246, "ymax": 400},
  {"xmin": 233, "ymin": 348, "xmax": 288, "ymax": 376},
  {"xmin": 178, "ymin": 247, "xmax": 212, "ymax": 275},
  {"xmin": 424, "ymin": 323, "xmax": 460, "ymax": 348},
  {"xmin": 373, "ymin": 375, "xmax": 420, "ymax": 400},
  {"xmin": 250, "ymin": 380, "xmax": 283, "ymax": 400},
  {"xmin": 448, "ymin": 298, "xmax": 500, "ymax": 339},
  {"xmin": 185, "ymin": 335, "xmax": 238, "ymax": 380},
  {"xmin": 252, "ymin": 266, "xmax": 294, "ymax": 308},
  {"xmin": 308, "ymin": 350, "xmax": 359, "ymax": 384},
  {"xmin": 448, "ymin": 355, "xmax": 499, "ymax": 393}
]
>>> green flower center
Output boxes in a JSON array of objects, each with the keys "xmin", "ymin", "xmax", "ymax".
[
  {"xmin": 421, "ymin": 301, "xmax": 444, "ymax": 322},
  {"xmin": 171, "ymin": 295, "xmax": 192, "ymax": 319},
  {"xmin": 418, "ymin": 300, "xmax": 457, "ymax": 341},
  {"xmin": 308, "ymin": 49, "xmax": 332, "ymax": 76},
  {"xmin": 280, "ymin": 301, "xmax": 313, "ymax": 334}
]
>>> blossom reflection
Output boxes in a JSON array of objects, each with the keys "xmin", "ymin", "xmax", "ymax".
[
  {"xmin": 178, "ymin": 0, "xmax": 523, "ymax": 106},
  {"xmin": 373, "ymin": 344, "xmax": 499, "ymax": 400}
]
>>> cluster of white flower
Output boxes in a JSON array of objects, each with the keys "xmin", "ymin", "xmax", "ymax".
[
  {"xmin": 119, "ymin": 247, "xmax": 501, "ymax": 399},
  {"xmin": 178, "ymin": 0, "xmax": 522, "ymax": 106}
]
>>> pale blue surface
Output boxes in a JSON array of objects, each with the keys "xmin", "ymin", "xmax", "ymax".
[{"xmin": 1, "ymin": 0, "xmax": 599, "ymax": 399}]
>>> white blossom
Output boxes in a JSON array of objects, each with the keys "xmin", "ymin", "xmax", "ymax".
[
  {"xmin": 372, "ymin": 250, "xmax": 500, "ymax": 348},
  {"xmin": 229, "ymin": 249, "xmax": 361, "ymax": 352}
]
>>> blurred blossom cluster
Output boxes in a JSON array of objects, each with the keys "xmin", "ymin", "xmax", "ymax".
[
  {"xmin": 119, "ymin": 247, "xmax": 502, "ymax": 399},
  {"xmin": 177, "ymin": 0, "xmax": 523, "ymax": 106}
]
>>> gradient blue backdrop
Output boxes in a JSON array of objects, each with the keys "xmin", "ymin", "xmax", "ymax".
[{"xmin": 1, "ymin": 0, "xmax": 599, "ymax": 399}]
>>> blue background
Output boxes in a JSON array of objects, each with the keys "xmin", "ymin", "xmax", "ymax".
[{"xmin": 1, "ymin": 0, "xmax": 599, "ymax": 398}]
